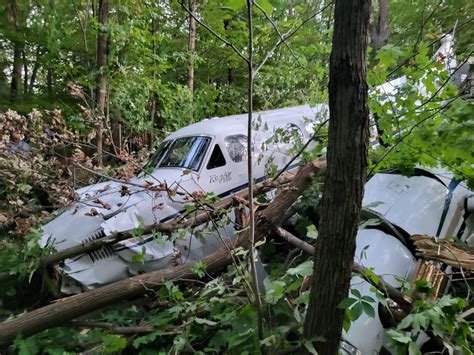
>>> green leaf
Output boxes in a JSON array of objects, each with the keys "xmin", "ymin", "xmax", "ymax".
[
  {"xmin": 408, "ymin": 341, "xmax": 421, "ymax": 355},
  {"xmin": 303, "ymin": 340, "xmax": 318, "ymax": 354},
  {"xmin": 133, "ymin": 331, "xmax": 160, "ymax": 348},
  {"xmin": 361, "ymin": 301, "xmax": 375, "ymax": 318},
  {"xmin": 287, "ymin": 260, "xmax": 313, "ymax": 276},
  {"xmin": 350, "ymin": 288, "xmax": 362, "ymax": 298},
  {"xmin": 414, "ymin": 279, "xmax": 434, "ymax": 294},
  {"xmin": 256, "ymin": 0, "xmax": 273, "ymax": 14},
  {"xmin": 338, "ymin": 297, "xmax": 357, "ymax": 309},
  {"xmin": 101, "ymin": 334, "xmax": 127, "ymax": 353},
  {"xmin": 194, "ymin": 317, "xmax": 218, "ymax": 326},
  {"xmin": 359, "ymin": 218, "xmax": 382, "ymax": 229},
  {"xmin": 225, "ymin": 0, "xmax": 245, "ymax": 11},
  {"xmin": 191, "ymin": 261, "xmax": 207, "ymax": 278},
  {"xmin": 386, "ymin": 329, "xmax": 412, "ymax": 344},
  {"xmin": 264, "ymin": 280, "xmax": 286, "ymax": 304},
  {"xmin": 306, "ymin": 224, "xmax": 318, "ymax": 239},
  {"xmin": 14, "ymin": 335, "xmax": 39, "ymax": 355},
  {"xmin": 350, "ymin": 302, "xmax": 363, "ymax": 321}
]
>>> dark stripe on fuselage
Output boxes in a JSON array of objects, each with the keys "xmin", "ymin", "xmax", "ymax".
[
  {"xmin": 89, "ymin": 164, "xmax": 299, "ymax": 255},
  {"xmin": 435, "ymin": 178, "xmax": 461, "ymax": 237}
]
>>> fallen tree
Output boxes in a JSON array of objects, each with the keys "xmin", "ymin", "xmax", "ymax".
[
  {"xmin": 0, "ymin": 160, "xmax": 325, "ymax": 347},
  {"xmin": 412, "ymin": 234, "xmax": 474, "ymax": 271}
]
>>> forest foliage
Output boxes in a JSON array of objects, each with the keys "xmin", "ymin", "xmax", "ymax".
[{"xmin": 0, "ymin": 0, "xmax": 473, "ymax": 353}]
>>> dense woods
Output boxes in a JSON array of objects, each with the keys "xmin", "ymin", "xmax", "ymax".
[{"xmin": 1, "ymin": 0, "xmax": 473, "ymax": 353}]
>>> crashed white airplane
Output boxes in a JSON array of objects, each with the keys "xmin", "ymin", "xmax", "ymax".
[
  {"xmin": 40, "ymin": 104, "xmax": 327, "ymax": 289},
  {"xmin": 39, "ymin": 34, "xmax": 473, "ymax": 354}
]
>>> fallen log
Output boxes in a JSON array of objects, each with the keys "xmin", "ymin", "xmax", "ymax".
[
  {"xmin": 411, "ymin": 234, "xmax": 474, "ymax": 271},
  {"xmin": 40, "ymin": 165, "xmax": 299, "ymax": 267},
  {"xmin": 0, "ymin": 160, "xmax": 325, "ymax": 347}
]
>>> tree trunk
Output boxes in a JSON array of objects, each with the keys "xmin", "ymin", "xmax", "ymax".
[
  {"xmin": 7, "ymin": 0, "xmax": 22, "ymax": 102},
  {"xmin": 46, "ymin": 68, "xmax": 53, "ymax": 95},
  {"xmin": 0, "ymin": 160, "xmax": 325, "ymax": 347},
  {"xmin": 224, "ymin": 19, "xmax": 235, "ymax": 85},
  {"xmin": 149, "ymin": 17, "xmax": 163, "ymax": 132},
  {"xmin": 0, "ymin": 53, "xmax": 7, "ymax": 101},
  {"xmin": 10, "ymin": 46, "xmax": 22, "ymax": 102},
  {"xmin": 22, "ymin": 49, "xmax": 28, "ymax": 94},
  {"xmin": 186, "ymin": 0, "xmax": 196, "ymax": 91},
  {"xmin": 369, "ymin": 0, "xmax": 389, "ymax": 50},
  {"xmin": 29, "ymin": 47, "xmax": 42, "ymax": 93},
  {"xmin": 303, "ymin": 0, "xmax": 371, "ymax": 353},
  {"xmin": 95, "ymin": 0, "xmax": 108, "ymax": 167}
]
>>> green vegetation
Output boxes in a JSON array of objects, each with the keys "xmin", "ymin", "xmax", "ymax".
[{"xmin": 0, "ymin": 0, "xmax": 473, "ymax": 353}]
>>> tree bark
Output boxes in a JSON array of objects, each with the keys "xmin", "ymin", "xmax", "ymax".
[
  {"xmin": 7, "ymin": 0, "xmax": 22, "ymax": 102},
  {"xmin": 22, "ymin": 49, "xmax": 28, "ymax": 95},
  {"xmin": 95, "ymin": 0, "xmax": 108, "ymax": 167},
  {"xmin": 10, "ymin": 46, "xmax": 22, "ymax": 102},
  {"xmin": 224, "ymin": 19, "xmax": 235, "ymax": 85},
  {"xmin": 29, "ymin": 47, "xmax": 42, "ymax": 93},
  {"xmin": 369, "ymin": 0, "xmax": 389, "ymax": 50},
  {"xmin": 186, "ymin": 0, "xmax": 196, "ymax": 91},
  {"xmin": 303, "ymin": 0, "xmax": 371, "ymax": 353},
  {"xmin": 46, "ymin": 68, "xmax": 53, "ymax": 95},
  {"xmin": 0, "ymin": 160, "xmax": 325, "ymax": 347}
]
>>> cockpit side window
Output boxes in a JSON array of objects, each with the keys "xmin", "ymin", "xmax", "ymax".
[
  {"xmin": 158, "ymin": 136, "xmax": 211, "ymax": 171},
  {"xmin": 225, "ymin": 134, "xmax": 248, "ymax": 163},
  {"xmin": 206, "ymin": 144, "xmax": 226, "ymax": 169}
]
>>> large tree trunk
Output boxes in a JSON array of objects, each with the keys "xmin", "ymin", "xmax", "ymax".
[
  {"xmin": 303, "ymin": 0, "xmax": 371, "ymax": 353},
  {"xmin": 0, "ymin": 160, "xmax": 325, "ymax": 347},
  {"xmin": 95, "ymin": 0, "xmax": 108, "ymax": 167},
  {"xmin": 186, "ymin": 0, "xmax": 196, "ymax": 91}
]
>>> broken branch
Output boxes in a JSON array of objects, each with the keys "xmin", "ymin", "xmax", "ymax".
[{"xmin": 412, "ymin": 234, "xmax": 474, "ymax": 271}]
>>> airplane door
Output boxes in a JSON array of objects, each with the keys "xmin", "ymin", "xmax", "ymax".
[{"xmin": 200, "ymin": 143, "xmax": 240, "ymax": 197}]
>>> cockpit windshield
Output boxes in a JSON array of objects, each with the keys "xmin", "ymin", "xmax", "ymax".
[{"xmin": 146, "ymin": 136, "xmax": 211, "ymax": 171}]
